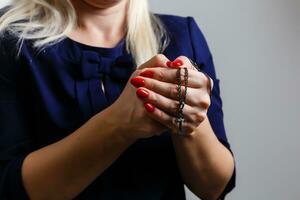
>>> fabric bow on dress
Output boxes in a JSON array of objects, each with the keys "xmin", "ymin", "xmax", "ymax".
[{"xmin": 75, "ymin": 50, "xmax": 135, "ymax": 121}]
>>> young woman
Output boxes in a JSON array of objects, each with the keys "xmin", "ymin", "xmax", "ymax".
[{"xmin": 0, "ymin": 0, "xmax": 235, "ymax": 199}]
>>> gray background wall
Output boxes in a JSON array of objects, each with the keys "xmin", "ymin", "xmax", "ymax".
[
  {"xmin": 149, "ymin": 0, "xmax": 300, "ymax": 199},
  {"xmin": 1, "ymin": 0, "xmax": 300, "ymax": 199}
]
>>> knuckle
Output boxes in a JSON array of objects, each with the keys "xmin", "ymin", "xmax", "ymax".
[
  {"xmin": 171, "ymin": 117, "xmax": 177, "ymax": 127},
  {"xmin": 147, "ymin": 79, "xmax": 155, "ymax": 91},
  {"xmin": 203, "ymin": 72, "xmax": 211, "ymax": 86},
  {"xmin": 205, "ymin": 94, "xmax": 212, "ymax": 107},
  {"xmin": 193, "ymin": 93, "xmax": 210, "ymax": 108},
  {"xmin": 152, "ymin": 55, "xmax": 161, "ymax": 64},
  {"xmin": 153, "ymin": 54, "xmax": 165, "ymax": 64},
  {"xmin": 156, "ymin": 69, "xmax": 165, "ymax": 81},
  {"xmin": 199, "ymin": 72, "xmax": 207, "ymax": 85},
  {"xmin": 199, "ymin": 98, "xmax": 210, "ymax": 109},
  {"xmin": 171, "ymin": 101, "xmax": 180, "ymax": 114},
  {"xmin": 193, "ymin": 96, "xmax": 202, "ymax": 106},
  {"xmin": 206, "ymin": 95, "xmax": 211, "ymax": 107},
  {"xmin": 156, "ymin": 109, "xmax": 163, "ymax": 118},
  {"xmin": 195, "ymin": 111, "xmax": 206, "ymax": 122},
  {"xmin": 157, "ymin": 53, "xmax": 165, "ymax": 59},
  {"xmin": 183, "ymin": 123, "xmax": 194, "ymax": 133},
  {"xmin": 151, "ymin": 93, "xmax": 159, "ymax": 105},
  {"xmin": 170, "ymin": 85, "xmax": 178, "ymax": 98}
]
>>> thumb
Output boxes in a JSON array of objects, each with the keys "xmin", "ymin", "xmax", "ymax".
[{"xmin": 137, "ymin": 54, "xmax": 170, "ymax": 70}]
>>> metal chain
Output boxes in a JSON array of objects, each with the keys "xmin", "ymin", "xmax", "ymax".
[{"xmin": 175, "ymin": 67, "xmax": 188, "ymax": 136}]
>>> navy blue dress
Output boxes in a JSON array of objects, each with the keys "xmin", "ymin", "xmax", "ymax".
[{"xmin": 0, "ymin": 14, "xmax": 235, "ymax": 199}]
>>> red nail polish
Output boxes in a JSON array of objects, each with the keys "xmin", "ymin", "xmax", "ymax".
[
  {"xmin": 172, "ymin": 59, "xmax": 184, "ymax": 67},
  {"xmin": 140, "ymin": 70, "xmax": 154, "ymax": 78},
  {"xmin": 130, "ymin": 77, "xmax": 145, "ymax": 88},
  {"xmin": 144, "ymin": 103, "xmax": 155, "ymax": 113},
  {"xmin": 136, "ymin": 88, "xmax": 149, "ymax": 99},
  {"xmin": 166, "ymin": 61, "xmax": 172, "ymax": 67}
]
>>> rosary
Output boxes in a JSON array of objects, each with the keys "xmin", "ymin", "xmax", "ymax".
[
  {"xmin": 175, "ymin": 67, "xmax": 189, "ymax": 136},
  {"xmin": 174, "ymin": 60, "xmax": 213, "ymax": 136}
]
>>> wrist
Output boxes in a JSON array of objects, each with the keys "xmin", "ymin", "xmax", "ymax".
[{"xmin": 96, "ymin": 105, "xmax": 138, "ymax": 145}]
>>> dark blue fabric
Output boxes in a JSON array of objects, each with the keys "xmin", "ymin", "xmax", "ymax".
[{"xmin": 0, "ymin": 14, "xmax": 235, "ymax": 200}]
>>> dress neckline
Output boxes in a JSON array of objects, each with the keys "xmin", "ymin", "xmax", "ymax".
[{"xmin": 64, "ymin": 36, "xmax": 126, "ymax": 58}]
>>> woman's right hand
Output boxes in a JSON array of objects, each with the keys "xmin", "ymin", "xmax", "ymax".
[
  {"xmin": 20, "ymin": 56, "xmax": 173, "ymax": 200},
  {"xmin": 105, "ymin": 54, "xmax": 170, "ymax": 140}
]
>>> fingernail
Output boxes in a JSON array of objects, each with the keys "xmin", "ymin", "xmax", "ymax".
[
  {"xmin": 130, "ymin": 77, "xmax": 145, "ymax": 88},
  {"xmin": 172, "ymin": 59, "xmax": 184, "ymax": 67},
  {"xmin": 144, "ymin": 103, "xmax": 155, "ymax": 113},
  {"xmin": 140, "ymin": 70, "xmax": 154, "ymax": 78},
  {"xmin": 136, "ymin": 88, "xmax": 149, "ymax": 99},
  {"xmin": 166, "ymin": 61, "xmax": 172, "ymax": 67}
]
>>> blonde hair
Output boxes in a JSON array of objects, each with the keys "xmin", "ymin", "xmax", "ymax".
[{"xmin": 0, "ymin": 0, "xmax": 169, "ymax": 65}]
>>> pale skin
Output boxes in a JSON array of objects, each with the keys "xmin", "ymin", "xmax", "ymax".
[{"xmin": 21, "ymin": 0, "xmax": 235, "ymax": 200}]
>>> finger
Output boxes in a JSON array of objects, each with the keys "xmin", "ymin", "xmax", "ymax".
[
  {"xmin": 131, "ymin": 75, "xmax": 211, "ymax": 108},
  {"xmin": 171, "ymin": 56, "xmax": 194, "ymax": 69},
  {"xmin": 174, "ymin": 56, "xmax": 214, "ymax": 92},
  {"xmin": 144, "ymin": 104, "xmax": 196, "ymax": 135},
  {"xmin": 138, "ymin": 67, "xmax": 206, "ymax": 88},
  {"xmin": 141, "ymin": 77, "xmax": 206, "ymax": 107},
  {"xmin": 131, "ymin": 72, "xmax": 211, "ymax": 107},
  {"xmin": 137, "ymin": 54, "xmax": 170, "ymax": 70},
  {"xmin": 136, "ymin": 87, "xmax": 205, "ymax": 125}
]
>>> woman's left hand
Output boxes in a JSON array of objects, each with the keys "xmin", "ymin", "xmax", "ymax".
[{"xmin": 130, "ymin": 56, "xmax": 213, "ymax": 136}]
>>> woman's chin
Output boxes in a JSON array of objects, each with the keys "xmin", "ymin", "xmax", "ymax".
[{"xmin": 81, "ymin": 0, "xmax": 125, "ymax": 9}]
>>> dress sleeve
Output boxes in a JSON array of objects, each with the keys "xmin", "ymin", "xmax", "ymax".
[
  {"xmin": 0, "ymin": 36, "xmax": 32, "ymax": 199},
  {"xmin": 186, "ymin": 16, "xmax": 236, "ymax": 199}
]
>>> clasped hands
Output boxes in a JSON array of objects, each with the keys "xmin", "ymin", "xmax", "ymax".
[{"xmin": 130, "ymin": 54, "xmax": 213, "ymax": 136}]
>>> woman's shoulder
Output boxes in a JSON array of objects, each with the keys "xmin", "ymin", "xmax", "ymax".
[
  {"xmin": 155, "ymin": 13, "xmax": 207, "ymax": 46},
  {"xmin": 155, "ymin": 14, "xmax": 190, "ymax": 24},
  {"xmin": 155, "ymin": 13, "xmax": 211, "ymax": 62},
  {"xmin": 155, "ymin": 13, "xmax": 202, "ymax": 33}
]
